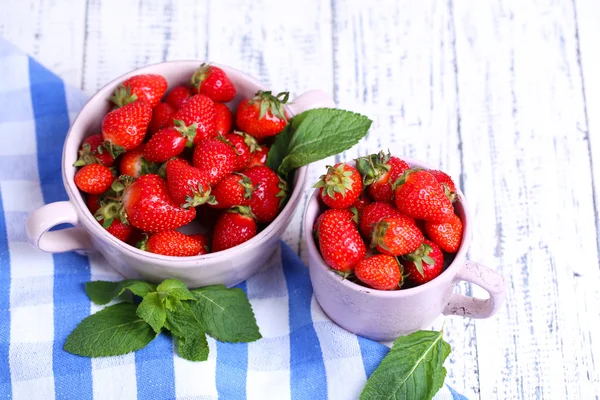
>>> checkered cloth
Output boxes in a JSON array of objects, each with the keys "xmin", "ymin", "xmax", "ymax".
[{"xmin": 0, "ymin": 37, "xmax": 467, "ymax": 400}]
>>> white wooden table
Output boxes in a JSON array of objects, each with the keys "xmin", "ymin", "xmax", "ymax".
[{"xmin": 3, "ymin": 0, "xmax": 600, "ymax": 398}]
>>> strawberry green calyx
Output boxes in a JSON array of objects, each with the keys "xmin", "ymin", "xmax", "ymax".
[
  {"xmin": 250, "ymin": 90, "xmax": 289, "ymax": 122},
  {"xmin": 73, "ymin": 143, "xmax": 101, "ymax": 167},
  {"xmin": 190, "ymin": 63, "xmax": 212, "ymax": 89},
  {"xmin": 276, "ymin": 175, "xmax": 288, "ymax": 207},
  {"xmin": 95, "ymin": 200, "xmax": 127, "ymax": 229},
  {"xmin": 173, "ymin": 119, "xmax": 198, "ymax": 147},
  {"xmin": 228, "ymin": 205, "xmax": 256, "ymax": 220},
  {"xmin": 235, "ymin": 173, "xmax": 254, "ymax": 200},
  {"xmin": 102, "ymin": 140, "xmax": 127, "ymax": 159},
  {"xmin": 109, "ymin": 85, "xmax": 138, "ymax": 108},
  {"xmin": 442, "ymin": 184, "xmax": 458, "ymax": 203},
  {"xmin": 403, "ymin": 242, "xmax": 435, "ymax": 276},
  {"xmin": 371, "ymin": 220, "xmax": 392, "ymax": 252},
  {"xmin": 184, "ymin": 183, "xmax": 216, "ymax": 209},
  {"xmin": 136, "ymin": 233, "xmax": 149, "ymax": 251},
  {"xmin": 233, "ymin": 130, "xmax": 261, "ymax": 153},
  {"xmin": 313, "ymin": 163, "xmax": 356, "ymax": 199},
  {"xmin": 355, "ymin": 150, "xmax": 391, "ymax": 185},
  {"xmin": 216, "ymin": 135, "xmax": 241, "ymax": 155}
]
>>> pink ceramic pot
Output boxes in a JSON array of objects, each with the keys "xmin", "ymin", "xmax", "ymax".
[
  {"xmin": 26, "ymin": 61, "xmax": 334, "ymax": 288},
  {"xmin": 304, "ymin": 159, "xmax": 506, "ymax": 341}
]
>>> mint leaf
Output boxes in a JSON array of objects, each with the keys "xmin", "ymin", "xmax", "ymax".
[
  {"xmin": 360, "ymin": 330, "xmax": 451, "ymax": 400},
  {"xmin": 136, "ymin": 292, "xmax": 166, "ymax": 333},
  {"xmin": 85, "ymin": 280, "xmax": 156, "ymax": 305},
  {"xmin": 64, "ymin": 303, "xmax": 156, "ymax": 357},
  {"xmin": 190, "ymin": 285, "xmax": 261, "ymax": 343},
  {"xmin": 277, "ymin": 108, "xmax": 372, "ymax": 177},
  {"xmin": 174, "ymin": 335, "xmax": 209, "ymax": 362},
  {"xmin": 165, "ymin": 302, "xmax": 204, "ymax": 338},
  {"xmin": 266, "ymin": 109, "xmax": 310, "ymax": 171},
  {"xmin": 157, "ymin": 279, "xmax": 195, "ymax": 302}
]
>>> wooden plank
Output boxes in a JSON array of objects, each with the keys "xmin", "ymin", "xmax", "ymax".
[
  {"xmin": 0, "ymin": 0, "xmax": 86, "ymax": 88},
  {"xmin": 452, "ymin": 0, "xmax": 600, "ymax": 398}
]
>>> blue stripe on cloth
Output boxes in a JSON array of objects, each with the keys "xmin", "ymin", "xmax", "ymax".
[
  {"xmin": 134, "ymin": 334, "xmax": 176, "ymax": 399},
  {"xmin": 216, "ymin": 281, "xmax": 248, "ymax": 400},
  {"xmin": 28, "ymin": 57, "xmax": 93, "ymax": 400},
  {"xmin": 0, "ymin": 190, "xmax": 12, "ymax": 398},
  {"xmin": 281, "ymin": 242, "xmax": 327, "ymax": 400},
  {"xmin": 357, "ymin": 336, "xmax": 389, "ymax": 377},
  {"xmin": 448, "ymin": 384, "xmax": 468, "ymax": 400}
]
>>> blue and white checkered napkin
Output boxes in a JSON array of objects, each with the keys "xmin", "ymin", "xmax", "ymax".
[{"xmin": 0, "ymin": 37, "xmax": 467, "ymax": 400}]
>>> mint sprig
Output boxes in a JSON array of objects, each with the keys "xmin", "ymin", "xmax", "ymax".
[{"xmin": 65, "ymin": 278, "xmax": 261, "ymax": 362}]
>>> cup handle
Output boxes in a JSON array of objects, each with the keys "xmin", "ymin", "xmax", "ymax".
[
  {"xmin": 26, "ymin": 201, "xmax": 93, "ymax": 253},
  {"xmin": 442, "ymin": 260, "xmax": 505, "ymax": 318},
  {"xmin": 287, "ymin": 90, "xmax": 336, "ymax": 115}
]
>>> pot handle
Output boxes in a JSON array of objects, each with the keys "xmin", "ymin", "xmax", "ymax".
[
  {"xmin": 26, "ymin": 201, "xmax": 93, "ymax": 253},
  {"xmin": 442, "ymin": 261, "xmax": 505, "ymax": 318},
  {"xmin": 288, "ymin": 90, "xmax": 336, "ymax": 115}
]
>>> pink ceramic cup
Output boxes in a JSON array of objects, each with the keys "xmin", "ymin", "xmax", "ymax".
[
  {"xmin": 304, "ymin": 158, "xmax": 506, "ymax": 341},
  {"xmin": 26, "ymin": 61, "xmax": 335, "ymax": 288}
]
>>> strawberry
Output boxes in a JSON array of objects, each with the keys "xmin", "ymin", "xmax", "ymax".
[
  {"xmin": 371, "ymin": 215, "xmax": 423, "ymax": 256},
  {"xmin": 143, "ymin": 120, "xmax": 197, "ymax": 163},
  {"xmin": 355, "ymin": 254, "xmax": 402, "ymax": 290},
  {"xmin": 102, "ymin": 218, "xmax": 134, "ymax": 242},
  {"xmin": 359, "ymin": 202, "xmax": 405, "ymax": 238},
  {"xmin": 393, "ymin": 169, "xmax": 454, "ymax": 223},
  {"xmin": 102, "ymin": 101, "xmax": 152, "ymax": 155},
  {"xmin": 75, "ymin": 164, "xmax": 113, "ymax": 195},
  {"xmin": 356, "ymin": 151, "xmax": 409, "ymax": 202},
  {"xmin": 244, "ymin": 166, "xmax": 287, "ymax": 223},
  {"xmin": 141, "ymin": 230, "xmax": 203, "ymax": 256},
  {"xmin": 110, "ymin": 74, "xmax": 168, "ymax": 108},
  {"xmin": 247, "ymin": 145, "xmax": 269, "ymax": 168},
  {"xmin": 351, "ymin": 192, "xmax": 371, "ymax": 222},
  {"xmin": 214, "ymin": 103, "xmax": 233, "ymax": 135},
  {"xmin": 424, "ymin": 213, "xmax": 463, "ymax": 253},
  {"xmin": 87, "ymin": 194, "xmax": 101, "ymax": 214},
  {"xmin": 212, "ymin": 207, "xmax": 257, "ymax": 252},
  {"xmin": 190, "ymin": 64, "xmax": 236, "ymax": 103},
  {"xmin": 403, "ymin": 239, "xmax": 444, "ymax": 285},
  {"xmin": 189, "ymin": 233, "xmax": 210, "ymax": 255},
  {"xmin": 235, "ymin": 91, "xmax": 289, "ymax": 139},
  {"xmin": 192, "ymin": 137, "xmax": 237, "ymax": 185},
  {"xmin": 428, "ymin": 170, "xmax": 458, "ymax": 203},
  {"xmin": 165, "ymin": 85, "xmax": 192, "ymax": 110},
  {"xmin": 120, "ymin": 145, "xmax": 157, "ymax": 178},
  {"xmin": 316, "ymin": 209, "xmax": 366, "ymax": 273},
  {"xmin": 74, "ymin": 134, "xmax": 115, "ymax": 167},
  {"xmin": 224, "ymin": 131, "xmax": 260, "ymax": 171},
  {"xmin": 210, "ymin": 173, "xmax": 254, "ymax": 209},
  {"xmin": 149, "ymin": 102, "xmax": 175, "ymax": 134},
  {"xmin": 165, "ymin": 158, "xmax": 215, "ymax": 208},
  {"xmin": 314, "ymin": 163, "xmax": 363, "ymax": 209},
  {"xmin": 171, "ymin": 94, "xmax": 216, "ymax": 143}
]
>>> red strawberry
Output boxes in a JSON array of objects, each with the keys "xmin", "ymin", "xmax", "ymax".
[
  {"xmin": 356, "ymin": 152, "xmax": 409, "ymax": 202},
  {"xmin": 316, "ymin": 209, "xmax": 366, "ymax": 273},
  {"xmin": 224, "ymin": 131, "xmax": 260, "ymax": 171},
  {"xmin": 371, "ymin": 215, "xmax": 423, "ymax": 256},
  {"xmin": 110, "ymin": 74, "xmax": 168, "ymax": 108},
  {"xmin": 355, "ymin": 254, "xmax": 402, "ymax": 290},
  {"xmin": 235, "ymin": 91, "xmax": 289, "ymax": 139},
  {"xmin": 143, "ymin": 120, "xmax": 197, "ymax": 163},
  {"xmin": 190, "ymin": 64, "xmax": 236, "ymax": 103},
  {"xmin": 120, "ymin": 145, "xmax": 158, "ymax": 178},
  {"xmin": 165, "ymin": 85, "xmax": 192, "ymax": 110},
  {"xmin": 424, "ymin": 213, "xmax": 463, "ymax": 253},
  {"xmin": 189, "ymin": 233, "xmax": 210, "ymax": 255},
  {"xmin": 212, "ymin": 207, "xmax": 257, "ymax": 252},
  {"xmin": 75, "ymin": 164, "xmax": 113, "ymax": 194},
  {"xmin": 165, "ymin": 158, "xmax": 215, "ymax": 208},
  {"xmin": 314, "ymin": 163, "xmax": 363, "ymax": 209},
  {"xmin": 247, "ymin": 145, "xmax": 269, "ymax": 168},
  {"xmin": 214, "ymin": 103, "xmax": 233, "ymax": 135},
  {"xmin": 87, "ymin": 194, "xmax": 101, "ymax": 214},
  {"xmin": 102, "ymin": 101, "xmax": 152, "ymax": 155},
  {"xmin": 192, "ymin": 137, "xmax": 237, "ymax": 185},
  {"xmin": 403, "ymin": 239, "xmax": 444, "ymax": 285},
  {"xmin": 75, "ymin": 134, "xmax": 115, "ymax": 167},
  {"xmin": 149, "ymin": 102, "xmax": 175, "ymax": 134},
  {"xmin": 359, "ymin": 202, "xmax": 405, "ymax": 238},
  {"xmin": 351, "ymin": 192, "xmax": 371, "ymax": 221},
  {"xmin": 244, "ymin": 166, "xmax": 287, "ymax": 223},
  {"xmin": 141, "ymin": 230, "xmax": 203, "ymax": 256},
  {"xmin": 428, "ymin": 170, "xmax": 458, "ymax": 203},
  {"xmin": 210, "ymin": 173, "xmax": 254, "ymax": 209},
  {"xmin": 394, "ymin": 169, "xmax": 454, "ymax": 223},
  {"xmin": 171, "ymin": 94, "xmax": 216, "ymax": 143},
  {"xmin": 103, "ymin": 218, "xmax": 134, "ymax": 242}
]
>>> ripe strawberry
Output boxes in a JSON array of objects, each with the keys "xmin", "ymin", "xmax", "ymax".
[
  {"xmin": 102, "ymin": 101, "xmax": 152, "ymax": 155},
  {"xmin": 224, "ymin": 131, "xmax": 260, "ymax": 171},
  {"xmin": 214, "ymin": 103, "xmax": 233, "ymax": 135},
  {"xmin": 314, "ymin": 163, "xmax": 363, "ymax": 209},
  {"xmin": 141, "ymin": 230, "xmax": 203, "ymax": 256},
  {"xmin": 428, "ymin": 170, "xmax": 458, "ymax": 203},
  {"xmin": 235, "ymin": 91, "xmax": 289, "ymax": 139},
  {"xmin": 149, "ymin": 102, "xmax": 175, "ymax": 134},
  {"xmin": 210, "ymin": 173, "xmax": 254, "ymax": 209},
  {"xmin": 74, "ymin": 134, "xmax": 115, "ymax": 167},
  {"xmin": 403, "ymin": 239, "xmax": 444, "ymax": 285},
  {"xmin": 394, "ymin": 169, "xmax": 454, "ymax": 223},
  {"xmin": 110, "ymin": 74, "xmax": 168, "ymax": 108},
  {"xmin": 143, "ymin": 120, "xmax": 197, "ymax": 163},
  {"xmin": 351, "ymin": 192, "xmax": 371, "ymax": 221},
  {"xmin": 371, "ymin": 215, "xmax": 423, "ymax": 256},
  {"xmin": 192, "ymin": 137, "xmax": 237, "ymax": 185},
  {"xmin": 165, "ymin": 158, "xmax": 215, "ymax": 208},
  {"xmin": 171, "ymin": 94, "xmax": 216, "ymax": 143},
  {"xmin": 359, "ymin": 202, "xmax": 405, "ymax": 238},
  {"xmin": 75, "ymin": 164, "xmax": 113, "ymax": 194},
  {"xmin": 189, "ymin": 233, "xmax": 210, "ymax": 255},
  {"xmin": 424, "ymin": 213, "xmax": 463, "ymax": 253},
  {"xmin": 247, "ymin": 145, "xmax": 269, "ymax": 168},
  {"xmin": 119, "ymin": 145, "xmax": 157, "ymax": 178},
  {"xmin": 244, "ymin": 166, "xmax": 287, "ymax": 223},
  {"xmin": 212, "ymin": 207, "xmax": 257, "ymax": 252},
  {"xmin": 316, "ymin": 209, "xmax": 366, "ymax": 273},
  {"xmin": 355, "ymin": 254, "xmax": 402, "ymax": 290},
  {"xmin": 87, "ymin": 194, "xmax": 101, "ymax": 214},
  {"xmin": 165, "ymin": 85, "xmax": 192, "ymax": 110},
  {"xmin": 102, "ymin": 218, "xmax": 134, "ymax": 242},
  {"xmin": 356, "ymin": 151, "xmax": 409, "ymax": 202},
  {"xmin": 190, "ymin": 64, "xmax": 236, "ymax": 103}
]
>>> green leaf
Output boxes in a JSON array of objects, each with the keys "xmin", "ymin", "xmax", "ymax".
[
  {"xmin": 64, "ymin": 303, "xmax": 156, "ymax": 357},
  {"xmin": 174, "ymin": 334, "xmax": 209, "ymax": 362},
  {"xmin": 190, "ymin": 285, "xmax": 261, "ymax": 343},
  {"xmin": 360, "ymin": 330, "xmax": 451, "ymax": 400},
  {"xmin": 136, "ymin": 292, "xmax": 166, "ymax": 333},
  {"xmin": 164, "ymin": 301, "xmax": 204, "ymax": 338},
  {"xmin": 85, "ymin": 280, "xmax": 157, "ymax": 305},
  {"xmin": 157, "ymin": 279, "xmax": 195, "ymax": 301},
  {"xmin": 266, "ymin": 109, "xmax": 310, "ymax": 171}
]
